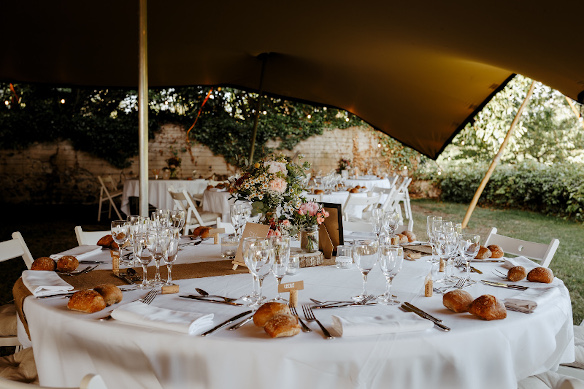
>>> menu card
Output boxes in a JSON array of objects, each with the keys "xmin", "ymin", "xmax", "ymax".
[{"xmin": 231, "ymin": 223, "xmax": 271, "ymax": 270}]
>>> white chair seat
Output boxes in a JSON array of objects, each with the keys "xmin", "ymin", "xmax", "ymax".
[{"xmin": 0, "ymin": 304, "xmax": 18, "ymax": 338}]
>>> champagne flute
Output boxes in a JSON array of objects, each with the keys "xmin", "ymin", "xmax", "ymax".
[
  {"xmin": 378, "ymin": 245, "xmax": 404, "ymax": 305},
  {"xmin": 163, "ymin": 228, "xmax": 180, "ymax": 285},
  {"xmin": 352, "ymin": 239, "xmax": 379, "ymax": 302},
  {"xmin": 243, "ymin": 237, "xmax": 274, "ymax": 307},
  {"xmin": 270, "ymin": 236, "xmax": 291, "ymax": 302},
  {"xmin": 111, "ymin": 220, "xmax": 129, "ymax": 263}
]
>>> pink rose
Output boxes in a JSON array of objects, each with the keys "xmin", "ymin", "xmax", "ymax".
[{"xmin": 269, "ymin": 178, "xmax": 287, "ymax": 193}]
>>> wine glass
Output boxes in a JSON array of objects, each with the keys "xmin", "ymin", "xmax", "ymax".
[
  {"xmin": 458, "ymin": 233, "xmax": 480, "ymax": 284},
  {"xmin": 111, "ymin": 220, "xmax": 129, "ymax": 264},
  {"xmin": 378, "ymin": 245, "xmax": 404, "ymax": 305},
  {"xmin": 371, "ymin": 208, "xmax": 383, "ymax": 237},
  {"xmin": 242, "ymin": 237, "xmax": 274, "ymax": 307},
  {"xmin": 133, "ymin": 230, "xmax": 155, "ymax": 289},
  {"xmin": 170, "ymin": 209, "xmax": 186, "ymax": 231},
  {"xmin": 150, "ymin": 227, "xmax": 169, "ymax": 286},
  {"xmin": 428, "ymin": 216, "xmax": 443, "ymax": 263},
  {"xmin": 436, "ymin": 222, "xmax": 457, "ymax": 284},
  {"xmin": 270, "ymin": 236, "xmax": 291, "ymax": 302},
  {"xmin": 163, "ymin": 228, "xmax": 180, "ymax": 285},
  {"xmin": 382, "ymin": 210, "xmax": 400, "ymax": 236},
  {"xmin": 352, "ymin": 239, "xmax": 379, "ymax": 302}
]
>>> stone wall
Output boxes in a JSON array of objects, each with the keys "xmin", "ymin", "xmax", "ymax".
[{"xmin": 0, "ymin": 124, "xmax": 392, "ymax": 204}]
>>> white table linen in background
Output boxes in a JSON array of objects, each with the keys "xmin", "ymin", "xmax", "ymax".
[
  {"xmin": 25, "ymin": 250, "xmax": 574, "ymax": 389},
  {"xmin": 344, "ymin": 176, "xmax": 392, "ymax": 190},
  {"xmin": 201, "ymin": 189, "xmax": 234, "ymax": 222},
  {"xmin": 121, "ymin": 179, "xmax": 208, "ymax": 215}
]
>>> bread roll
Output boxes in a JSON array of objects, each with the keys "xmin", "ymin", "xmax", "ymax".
[
  {"xmin": 402, "ymin": 231, "xmax": 417, "ymax": 243},
  {"xmin": 253, "ymin": 302, "xmax": 291, "ymax": 327},
  {"xmin": 93, "ymin": 284, "xmax": 123, "ymax": 306},
  {"xmin": 527, "ymin": 267, "xmax": 554, "ymax": 283},
  {"xmin": 443, "ymin": 290, "xmax": 473, "ymax": 313},
  {"xmin": 475, "ymin": 246, "xmax": 492, "ymax": 259},
  {"xmin": 56, "ymin": 255, "xmax": 79, "ymax": 273},
  {"xmin": 396, "ymin": 234, "xmax": 408, "ymax": 244},
  {"xmin": 469, "ymin": 295, "xmax": 507, "ymax": 320},
  {"xmin": 314, "ymin": 189, "xmax": 324, "ymax": 195},
  {"xmin": 31, "ymin": 257, "xmax": 56, "ymax": 271},
  {"xmin": 263, "ymin": 314, "xmax": 300, "ymax": 338},
  {"xmin": 97, "ymin": 235, "xmax": 114, "ymax": 248},
  {"xmin": 507, "ymin": 266, "xmax": 527, "ymax": 282},
  {"xmin": 487, "ymin": 244, "xmax": 504, "ymax": 258},
  {"xmin": 390, "ymin": 236, "xmax": 401, "ymax": 245},
  {"xmin": 349, "ymin": 188, "xmax": 359, "ymax": 193},
  {"xmin": 192, "ymin": 226, "xmax": 211, "ymax": 239},
  {"xmin": 67, "ymin": 290, "xmax": 106, "ymax": 313}
]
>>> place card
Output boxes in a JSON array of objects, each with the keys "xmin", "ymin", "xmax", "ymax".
[
  {"xmin": 231, "ymin": 223, "xmax": 271, "ymax": 270},
  {"xmin": 278, "ymin": 281, "xmax": 304, "ymax": 307},
  {"xmin": 208, "ymin": 228, "xmax": 225, "ymax": 244}
]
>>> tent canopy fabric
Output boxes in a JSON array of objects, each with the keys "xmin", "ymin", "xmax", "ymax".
[{"xmin": 2, "ymin": 1, "xmax": 583, "ymax": 159}]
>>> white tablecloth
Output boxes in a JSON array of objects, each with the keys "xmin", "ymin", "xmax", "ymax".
[
  {"xmin": 344, "ymin": 176, "xmax": 393, "ymax": 190},
  {"xmin": 24, "ymin": 247, "xmax": 574, "ymax": 389},
  {"xmin": 202, "ymin": 189, "xmax": 234, "ymax": 222},
  {"xmin": 121, "ymin": 179, "xmax": 208, "ymax": 215}
]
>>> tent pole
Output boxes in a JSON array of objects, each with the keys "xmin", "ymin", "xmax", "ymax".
[
  {"xmin": 564, "ymin": 96, "xmax": 584, "ymax": 130},
  {"xmin": 248, "ymin": 55, "xmax": 268, "ymax": 165},
  {"xmin": 461, "ymin": 81, "xmax": 536, "ymax": 229},
  {"xmin": 138, "ymin": 0, "xmax": 149, "ymax": 217}
]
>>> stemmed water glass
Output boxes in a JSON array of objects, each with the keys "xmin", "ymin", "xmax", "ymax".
[
  {"xmin": 151, "ymin": 209, "xmax": 170, "ymax": 228},
  {"xmin": 371, "ymin": 208, "xmax": 383, "ymax": 237},
  {"xmin": 427, "ymin": 216, "xmax": 442, "ymax": 263},
  {"xmin": 163, "ymin": 228, "xmax": 180, "ymax": 285},
  {"xmin": 270, "ymin": 236, "xmax": 291, "ymax": 302},
  {"xmin": 458, "ymin": 233, "xmax": 481, "ymax": 284},
  {"xmin": 170, "ymin": 210, "xmax": 186, "ymax": 232},
  {"xmin": 150, "ymin": 227, "xmax": 168, "ymax": 286},
  {"xmin": 378, "ymin": 245, "xmax": 404, "ymax": 305},
  {"xmin": 352, "ymin": 239, "xmax": 380, "ymax": 302},
  {"xmin": 436, "ymin": 222, "xmax": 457, "ymax": 283},
  {"xmin": 242, "ymin": 237, "xmax": 274, "ymax": 307},
  {"xmin": 111, "ymin": 220, "xmax": 129, "ymax": 263},
  {"xmin": 133, "ymin": 228, "xmax": 155, "ymax": 289},
  {"xmin": 231, "ymin": 203, "xmax": 252, "ymax": 240},
  {"xmin": 382, "ymin": 210, "xmax": 400, "ymax": 236}
]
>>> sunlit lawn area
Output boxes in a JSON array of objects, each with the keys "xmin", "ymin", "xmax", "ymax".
[{"xmin": 410, "ymin": 199, "xmax": 584, "ymax": 325}]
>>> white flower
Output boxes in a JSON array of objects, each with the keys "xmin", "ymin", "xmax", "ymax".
[{"xmin": 264, "ymin": 161, "xmax": 288, "ymax": 176}]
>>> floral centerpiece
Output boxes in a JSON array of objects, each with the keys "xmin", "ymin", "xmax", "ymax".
[
  {"xmin": 230, "ymin": 154, "xmax": 310, "ymax": 236},
  {"xmin": 336, "ymin": 157, "xmax": 351, "ymax": 173},
  {"xmin": 292, "ymin": 201, "xmax": 330, "ymax": 252},
  {"xmin": 164, "ymin": 155, "xmax": 182, "ymax": 179}
]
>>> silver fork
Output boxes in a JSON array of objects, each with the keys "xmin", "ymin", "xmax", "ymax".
[
  {"xmin": 302, "ymin": 305, "xmax": 334, "ymax": 339},
  {"xmin": 58, "ymin": 265, "xmax": 98, "ymax": 276},
  {"xmin": 98, "ymin": 289, "xmax": 158, "ymax": 321},
  {"xmin": 455, "ymin": 278, "xmax": 466, "ymax": 289},
  {"xmin": 289, "ymin": 305, "xmax": 311, "ymax": 332},
  {"xmin": 492, "ymin": 269, "xmax": 508, "ymax": 279}
]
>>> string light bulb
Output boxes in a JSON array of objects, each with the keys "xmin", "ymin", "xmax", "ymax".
[{"xmin": 60, "ymin": 99, "xmax": 65, "ymax": 104}]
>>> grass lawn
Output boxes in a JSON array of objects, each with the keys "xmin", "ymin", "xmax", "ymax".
[{"xmin": 410, "ymin": 199, "xmax": 584, "ymax": 325}]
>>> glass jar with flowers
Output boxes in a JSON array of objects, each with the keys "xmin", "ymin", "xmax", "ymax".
[
  {"xmin": 230, "ymin": 154, "xmax": 310, "ymax": 236},
  {"xmin": 292, "ymin": 201, "xmax": 329, "ymax": 252}
]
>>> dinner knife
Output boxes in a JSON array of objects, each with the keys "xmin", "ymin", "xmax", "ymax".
[
  {"xmin": 401, "ymin": 304, "xmax": 450, "ymax": 332},
  {"xmin": 402, "ymin": 302, "xmax": 443, "ymax": 323},
  {"xmin": 481, "ymin": 280, "xmax": 528, "ymax": 290},
  {"xmin": 228, "ymin": 315, "xmax": 254, "ymax": 330},
  {"xmin": 179, "ymin": 295, "xmax": 244, "ymax": 306},
  {"xmin": 201, "ymin": 310, "xmax": 252, "ymax": 336}
]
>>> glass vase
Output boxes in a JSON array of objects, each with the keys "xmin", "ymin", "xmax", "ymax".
[{"xmin": 300, "ymin": 225, "xmax": 319, "ymax": 253}]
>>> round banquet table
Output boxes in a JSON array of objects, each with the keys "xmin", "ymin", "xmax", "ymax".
[
  {"xmin": 21, "ymin": 243, "xmax": 574, "ymax": 389},
  {"xmin": 121, "ymin": 179, "xmax": 209, "ymax": 216}
]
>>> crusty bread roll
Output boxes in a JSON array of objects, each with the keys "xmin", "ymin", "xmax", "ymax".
[
  {"xmin": 507, "ymin": 266, "xmax": 527, "ymax": 282},
  {"xmin": 97, "ymin": 235, "xmax": 114, "ymax": 248},
  {"xmin": 67, "ymin": 290, "xmax": 106, "ymax": 313},
  {"xmin": 263, "ymin": 314, "xmax": 301, "ymax": 338},
  {"xmin": 390, "ymin": 236, "xmax": 401, "ymax": 245},
  {"xmin": 314, "ymin": 189, "xmax": 324, "ymax": 195},
  {"xmin": 192, "ymin": 226, "xmax": 211, "ymax": 239},
  {"xmin": 31, "ymin": 257, "xmax": 56, "ymax": 271},
  {"xmin": 349, "ymin": 188, "xmax": 359, "ymax": 193},
  {"xmin": 93, "ymin": 284, "xmax": 123, "ymax": 306},
  {"xmin": 402, "ymin": 231, "xmax": 417, "ymax": 243},
  {"xmin": 475, "ymin": 246, "xmax": 492, "ymax": 260},
  {"xmin": 487, "ymin": 244, "xmax": 504, "ymax": 258},
  {"xmin": 469, "ymin": 295, "xmax": 507, "ymax": 321},
  {"xmin": 396, "ymin": 234, "xmax": 409, "ymax": 244},
  {"xmin": 253, "ymin": 302, "xmax": 291, "ymax": 327},
  {"xmin": 527, "ymin": 267, "xmax": 554, "ymax": 283},
  {"xmin": 443, "ymin": 289, "xmax": 473, "ymax": 313},
  {"xmin": 56, "ymin": 255, "xmax": 79, "ymax": 273}
]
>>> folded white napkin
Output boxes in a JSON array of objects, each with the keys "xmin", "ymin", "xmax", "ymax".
[
  {"xmin": 50, "ymin": 245, "xmax": 102, "ymax": 260},
  {"xmin": 331, "ymin": 312, "xmax": 433, "ymax": 337},
  {"xmin": 111, "ymin": 301, "xmax": 214, "ymax": 335},
  {"xmin": 22, "ymin": 270, "xmax": 74, "ymax": 297},
  {"xmin": 501, "ymin": 256, "xmax": 538, "ymax": 270},
  {"xmin": 504, "ymin": 286, "xmax": 561, "ymax": 313}
]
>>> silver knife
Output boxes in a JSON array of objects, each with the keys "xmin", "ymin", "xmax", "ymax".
[
  {"xmin": 400, "ymin": 305, "xmax": 450, "ymax": 331},
  {"xmin": 201, "ymin": 310, "xmax": 252, "ymax": 336},
  {"xmin": 313, "ymin": 303, "xmax": 377, "ymax": 309},
  {"xmin": 179, "ymin": 295, "xmax": 244, "ymax": 306},
  {"xmin": 403, "ymin": 302, "xmax": 443, "ymax": 323},
  {"xmin": 481, "ymin": 280, "xmax": 528, "ymax": 290},
  {"xmin": 228, "ymin": 315, "xmax": 254, "ymax": 330}
]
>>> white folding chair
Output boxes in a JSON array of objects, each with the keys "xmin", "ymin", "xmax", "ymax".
[
  {"xmin": 384, "ymin": 176, "xmax": 413, "ymax": 229},
  {"xmin": 371, "ymin": 186, "xmax": 397, "ymax": 212},
  {"xmin": 341, "ymin": 193, "xmax": 381, "ymax": 222},
  {"xmin": 0, "ymin": 232, "xmax": 33, "ymax": 349},
  {"xmin": 97, "ymin": 176, "xmax": 123, "ymax": 221},
  {"xmin": 484, "ymin": 227, "xmax": 560, "ymax": 268},
  {"xmin": 0, "ymin": 374, "xmax": 108, "ymax": 389},
  {"xmin": 75, "ymin": 226, "xmax": 110, "ymax": 246},
  {"xmin": 168, "ymin": 189, "xmax": 221, "ymax": 235}
]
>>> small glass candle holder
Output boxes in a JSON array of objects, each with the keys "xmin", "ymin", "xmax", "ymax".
[
  {"xmin": 335, "ymin": 245, "xmax": 353, "ymax": 269},
  {"xmin": 286, "ymin": 253, "xmax": 300, "ymax": 275},
  {"xmin": 220, "ymin": 234, "xmax": 238, "ymax": 259}
]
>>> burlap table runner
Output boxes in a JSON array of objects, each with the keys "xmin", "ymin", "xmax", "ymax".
[{"xmin": 13, "ymin": 260, "xmax": 249, "ymax": 339}]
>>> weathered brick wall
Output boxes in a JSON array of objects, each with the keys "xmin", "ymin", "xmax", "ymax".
[{"xmin": 0, "ymin": 124, "xmax": 383, "ymax": 204}]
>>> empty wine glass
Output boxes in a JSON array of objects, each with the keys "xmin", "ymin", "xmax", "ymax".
[
  {"xmin": 170, "ymin": 209, "xmax": 186, "ymax": 231},
  {"xmin": 352, "ymin": 239, "xmax": 379, "ymax": 302},
  {"xmin": 436, "ymin": 222, "xmax": 457, "ymax": 284},
  {"xmin": 111, "ymin": 220, "xmax": 129, "ymax": 263},
  {"xmin": 163, "ymin": 228, "xmax": 180, "ymax": 285},
  {"xmin": 270, "ymin": 236, "xmax": 291, "ymax": 302},
  {"xmin": 150, "ymin": 227, "xmax": 169, "ymax": 286},
  {"xmin": 378, "ymin": 245, "xmax": 404, "ymax": 305},
  {"xmin": 459, "ymin": 233, "xmax": 481, "ymax": 283},
  {"xmin": 383, "ymin": 210, "xmax": 400, "ymax": 236},
  {"xmin": 133, "ymin": 230, "xmax": 155, "ymax": 289},
  {"xmin": 242, "ymin": 237, "xmax": 274, "ymax": 307}
]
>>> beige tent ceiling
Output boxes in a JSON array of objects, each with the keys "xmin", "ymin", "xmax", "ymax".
[{"xmin": 2, "ymin": 1, "xmax": 583, "ymax": 159}]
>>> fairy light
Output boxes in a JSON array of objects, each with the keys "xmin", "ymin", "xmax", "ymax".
[
  {"xmin": 377, "ymin": 143, "xmax": 381, "ymax": 148},
  {"xmin": 262, "ymin": 111, "xmax": 267, "ymax": 115},
  {"xmin": 60, "ymin": 99, "xmax": 66, "ymax": 104},
  {"xmin": 307, "ymin": 114, "xmax": 311, "ymax": 119},
  {"xmin": 4, "ymin": 101, "xmax": 9, "ymax": 106},
  {"xmin": 461, "ymin": 141, "xmax": 465, "ymax": 146},
  {"xmin": 345, "ymin": 117, "xmax": 349, "ymax": 122}
]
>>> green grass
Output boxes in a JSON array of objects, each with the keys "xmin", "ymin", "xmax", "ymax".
[{"xmin": 410, "ymin": 199, "xmax": 584, "ymax": 325}]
